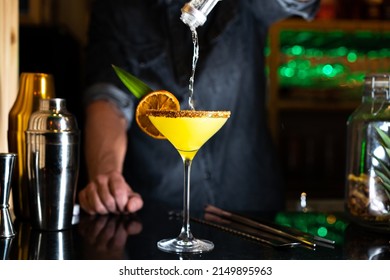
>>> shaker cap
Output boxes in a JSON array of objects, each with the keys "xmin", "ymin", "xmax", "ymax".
[{"xmin": 27, "ymin": 98, "xmax": 78, "ymax": 133}]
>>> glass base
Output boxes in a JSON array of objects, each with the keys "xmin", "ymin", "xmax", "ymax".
[{"xmin": 157, "ymin": 237, "xmax": 214, "ymax": 254}]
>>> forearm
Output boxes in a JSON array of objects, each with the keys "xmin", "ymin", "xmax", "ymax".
[{"xmin": 84, "ymin": 100, "xmax": 128, "ymax": 179}]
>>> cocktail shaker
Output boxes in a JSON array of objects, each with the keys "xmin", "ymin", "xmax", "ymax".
[
  {"xmin": 26, "ymin": 98, "xmax": 79, "ymax": 231},
  {"xmin": 0, "ymin": 153, "xmax": 17, "ymax": 238},
  {"xmin": 181, "ymin": 0, "xmax": 222, "ymax": 29},
  {"xmin": 8, "ymin": 72, "xmax": 55, "ymax": 220}
]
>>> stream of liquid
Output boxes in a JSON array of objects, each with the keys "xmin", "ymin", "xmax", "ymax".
[{"xmin": 188, "ymin": 28, "xmax": 199, "ymax": 110}]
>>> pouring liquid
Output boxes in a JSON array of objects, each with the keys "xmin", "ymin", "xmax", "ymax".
[{"xmin": 188, "ymin": 28, "xmax": 199, "ymax": 111}]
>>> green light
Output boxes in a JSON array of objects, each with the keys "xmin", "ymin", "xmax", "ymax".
[
  {"xmin": 297, "ymin": 60, "xmax": 311, "ymax": 69},
  {"xmin": 335, "ymin": 220, "xmax": 347, "ymax": 231},
  {"xmin": 356, "ymin": 31, "xmax": 373, "ymax": 38},
  {"xmin": 291, "ymin": 45, "xmax": 304, "ymax": 56},
  {"xmin": 274, "ymin": 212, "xmax": 348, "ymax": 246},
  {"xmin": 287, "ymin": 60, "xmax": 297, "ymax": 68},
  {"xmin": 322, "ymin": 64, "xmax": 333, "ymax": 75},
  {"xmin": 317, "ymin": 227, "xmax": 328, "ymax": 237},
  {"xmin": 279, "ymin": 66, "xmax": 295, "ymax": 78},
  {"xmin": 347, "ymin": 52, "xmax": 358, "ymax": 62},
  {"xmin": 297, "ymin": 70, "xmax": 308, "ymax": 79},
  {"xmin": 322, "ymin": 64, "xmax": 337, "ymax": 77},
  {"xmin": 285, "ymin": 68, "xmax": 295, "ymax": 78},
  {"xmin": 379, "ymin": 49, "xmax": 389, "ymax": 57},
  {"xmin": 367, "ymin": 50, "xmax": 378, "ymax": 59},
  {"xmin": 294, "ymin": 221, "xmax": 308, "ymax": 233},
  {"xmin": 336, "ymin": 47, "xmax": 348, "ymax": 56},
  {"xmin": 316, "ymin": 214, "xmax": 326, "ymax": 224},
  {"xmin": 333, "ymin": 64, "xmax": 345, "ymax": 74},
  {"xmin": 279, "ymin": 66, "xmax": 287, "ymax": 77},
  {"xmin": 264, "ymin": 46, "xmax": 270, "ymax": 57}
]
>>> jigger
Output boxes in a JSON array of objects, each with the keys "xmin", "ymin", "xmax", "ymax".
[{"xmin": 0, "ymin": 153, "xmax": 17, "ymax": 238}]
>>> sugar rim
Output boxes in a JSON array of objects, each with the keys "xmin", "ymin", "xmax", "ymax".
[{"xmin": 146, "ymin": 109, "xmax": 231, "ymax": 118}]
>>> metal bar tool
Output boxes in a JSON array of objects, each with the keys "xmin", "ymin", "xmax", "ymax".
[{"xmin": 0, "ymin": 153, "xmax": 17, "ymax": 238}]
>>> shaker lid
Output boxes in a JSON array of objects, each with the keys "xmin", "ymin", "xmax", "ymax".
[{"xmin": 27, "ymin": 98, "xmax": 79, "ymax": 133}]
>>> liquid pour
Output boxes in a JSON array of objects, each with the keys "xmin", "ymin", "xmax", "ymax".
[{"xmin": 188, "ymin": 27, "xmax": 199, "ymax": 111}]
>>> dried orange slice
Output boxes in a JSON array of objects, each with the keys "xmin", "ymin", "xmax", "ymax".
[{"xmin": 135, "ymin": 90, "xmax": 180, "ymax": 139}]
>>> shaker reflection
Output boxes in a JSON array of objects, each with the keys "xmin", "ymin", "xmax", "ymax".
[
  {"xmin": 9, "ymin": 221, "xmax": 31, "ymax": 260},
  {"xmin": 77, "ymin": 214, "xmax": 142, "ymax": 259},
  {"xmin": 28, "ymin": 229, "xmax": 75, "ymax": 260}
]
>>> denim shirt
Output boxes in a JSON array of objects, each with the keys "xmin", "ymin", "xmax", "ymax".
[{"xmin": 84, "ymin": 0, "xmax": 319, "ymax": 212}]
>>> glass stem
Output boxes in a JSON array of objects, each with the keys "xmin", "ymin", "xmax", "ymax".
[{"xmin": 179, "ymin": 158, "xmax": 194, "ymax": 242}]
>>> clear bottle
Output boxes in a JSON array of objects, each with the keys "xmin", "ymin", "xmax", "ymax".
[
  {"xmin": 181, "ymin": 0, "xmax": 222, "ymax": 29},
  {"xmin": 345, "ymin": 73, "xmax": 390, "ymax": 231}
]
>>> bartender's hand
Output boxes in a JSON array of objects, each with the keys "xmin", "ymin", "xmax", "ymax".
[
  {"xmin": 79, "ymin": 170, "xmax": 144, "ymax": 215},
  {"xmin": 80, "ymin": 100, "xmax": 143, "ymax": 215}
]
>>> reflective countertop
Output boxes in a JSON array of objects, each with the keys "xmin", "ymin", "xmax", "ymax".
[{"xmin": 2, "ymin": 201, "xmax": 390, "ymax": 260}]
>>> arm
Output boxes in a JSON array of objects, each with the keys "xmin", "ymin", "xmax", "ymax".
[
  {"xmin": 78, "ymin": 100, "xmax": 143, "ymax": 215},
  {"xmin": 80, "ymin": 1, "xmax": 143, "ymax": 215}
]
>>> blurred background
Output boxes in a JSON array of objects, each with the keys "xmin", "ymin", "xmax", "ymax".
[{"xmin": 1, "ymin": 0, "xmax": 390, "ymax": 209}]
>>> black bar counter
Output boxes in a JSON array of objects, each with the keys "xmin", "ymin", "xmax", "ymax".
[{"xmin": 3, "ymin": 202, "xmax": 390, "ymax": 260}]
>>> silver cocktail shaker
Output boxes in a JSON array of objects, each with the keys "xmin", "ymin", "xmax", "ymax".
[{"xmin": 26, "ymin": 98, "xmax": 79, "ymax": 231}]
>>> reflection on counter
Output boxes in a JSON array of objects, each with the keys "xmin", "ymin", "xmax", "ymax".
[
  {"xmin": 7, "ymin": 220, "xmax": 76, "ymax": 260},
  {"xmin": 1, "ymin": 203, "xmax": 390, "ymax": 260},
  {"xmin": 4, "ymin": 214, "xmax": 143, "ymax": 260},
  {"xmin": 28, "ymin": 230, "xmax": 75, "ymax": 260},
  {"xmin": 77, "ymin": 214, "xmax": 143, "ymax": 260},
  {"xmin": 0, "ymin": 237, "xmax": 13, "ymax": 260},
  {"xmin": 275, "ymin": 211, "xmax": 348, "ymax": 246},
  {"xmin": 344, "ymin": 223, "xmax": 390, "ymax": 260}
]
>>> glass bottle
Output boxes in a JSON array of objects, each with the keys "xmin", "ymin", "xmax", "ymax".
[
  {"xmin": 345, "ymin": 73, "xmax": 390, "ymax": 232},
  {"xmin": 181, "ymin": 0, "xmax": 222, "ymax": 29},
  {"xmin": 8, "ymin": 72, "xmax": 55, "ymax": 220}
]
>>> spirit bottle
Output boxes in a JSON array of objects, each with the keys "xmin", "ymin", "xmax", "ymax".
[{"xmin": 181, "ymin": 0, "xmax": 222, "ymax": 29}]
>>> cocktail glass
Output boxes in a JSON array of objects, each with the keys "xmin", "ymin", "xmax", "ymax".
[{"xmin": 147, "ymin": 109, "xmax": 230, "ymax": 253}]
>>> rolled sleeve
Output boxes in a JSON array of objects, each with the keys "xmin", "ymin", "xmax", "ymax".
[
  {"xmin": 276, "ymin": 0, "xmax": 320, "ymax": 20},
  {"xmin": 84, "ymin": 83, "xmax": 135, "ymax": 128}
]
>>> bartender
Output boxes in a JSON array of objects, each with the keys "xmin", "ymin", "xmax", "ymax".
[{"xmin": 78, "ymin": 0, "xmax": 321, "ymax": 215}]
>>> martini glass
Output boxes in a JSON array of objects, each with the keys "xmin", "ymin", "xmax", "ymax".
[{"xmin": 147, "ymin": 109, "xmax": 230, "ymax": 253}]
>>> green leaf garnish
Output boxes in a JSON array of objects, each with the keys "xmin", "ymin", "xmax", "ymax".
[
  {"xmin": 112, "ymin": 64, "xmax": 153, "ymax": 99},
  {"xmin": 372, "ymin": 154, "xmax": 390, "ymax": 191},
  {"xmin": 372, "ymin": 125, "xmax": 390, "ymax": 196},
  {"xmin": 373, "ymin": 168, "xmax": 390, "ymax": 192},
  {"xmin": 374, "ymin": 126, "xmax": 390, "ymax": 152}
]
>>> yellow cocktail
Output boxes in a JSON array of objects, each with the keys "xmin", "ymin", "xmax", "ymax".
[
  {"xmin": 148, "ymin": 110, "xmax": 230, "ymax": 160},
  {"xmin": 147, "ymin": 109, "xmax": 230, "ymax": 253}
]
